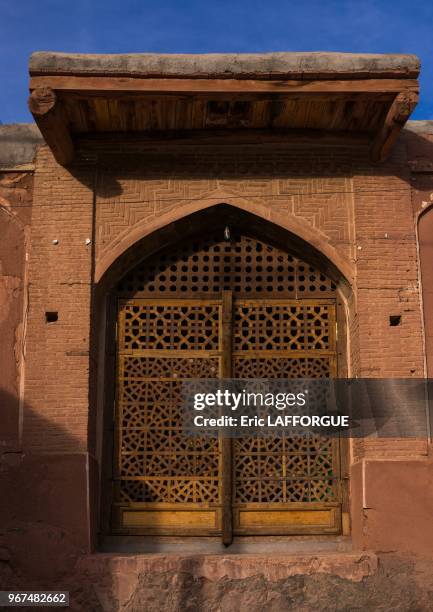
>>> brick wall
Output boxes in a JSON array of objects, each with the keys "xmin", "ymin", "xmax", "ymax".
[
  {"xmin": 0, "ymin": 170, "xmax": 32, "ymax": 456},
  {"xmin": 407, "ymin": 128, "xmax": 433, "ymax": 378},
  {"xmin": 353, "ymin": 147, "xmax": 424, "ymax": 378},
  {"xmin": 1, "ymin": 126, "xmax": 432, "ymax": 568},
  {"xmin": 23, "ymin": 147, "xmax": 95, "ymax": 452},
  {"xmin": 21, "ymin": 135, "xmax": 426, "ymax": 461}
]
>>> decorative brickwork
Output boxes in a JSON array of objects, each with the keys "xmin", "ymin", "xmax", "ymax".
[
  {"xmin": 21, "ymin": 138, "xmax": 426, "ymax": 460},
  {"xmin": 94, "ymin": 147, "xmax": 354, "ymax": 265}
]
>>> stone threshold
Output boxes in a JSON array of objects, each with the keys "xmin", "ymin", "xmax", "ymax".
[
  {"xmin": 76, "ymin": 549, "xmax": 378, "ymax": 610},
  {"xmin": 80, "ymin": 549, "xmax": 377, "ymax": 581}
]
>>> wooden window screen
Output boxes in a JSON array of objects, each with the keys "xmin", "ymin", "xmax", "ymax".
[
  {"xmin": 116, "ymin": 232, "xmax": 337, "ymax": 299},
  {"xmin": 112, "ymin": 232, "xmax": 342, "ymax": 538}
]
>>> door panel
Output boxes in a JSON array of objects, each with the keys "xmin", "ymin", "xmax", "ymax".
[
  {"xmin": 112, "ymin": 297, "xmax": 341, "ymax": 536},
  {"xmin": 110, "ymin": 225, "xmax": 344, "ymax": 538},
  {"xmin": 113, "ymin": 299, "xmax": 223, "ymax": 534},
  {"xmin": 232, "ymin": 299, "xmax": 341, "ymax": 535}
]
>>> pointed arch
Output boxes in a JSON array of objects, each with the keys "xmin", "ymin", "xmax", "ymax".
[
  {"xmin": 94, "ymin": 198, "xmax": 353, "ymax": 539},
  {"xmin": 96, "ymin": 199, "xmax": 354, "ymax": 293}
]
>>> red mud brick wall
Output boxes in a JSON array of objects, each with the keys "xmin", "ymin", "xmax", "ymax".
[
  {"xmin": 22, "ymin": 147, "xmax": 95, "ymax": 453},
  {"xmin": 0, "ymin": 171, "xmax": 33, "ymax": 455},
  {"xmin": 349, "ymin": 126, "xmax": 433, "ymax": 555},
  {"xmin": 10, "ymin": 131, "xmax": 430, "ymax": 561},
  {"xmin": 22, "ymin": 137, "xmax": 427, "ymax": 456}
]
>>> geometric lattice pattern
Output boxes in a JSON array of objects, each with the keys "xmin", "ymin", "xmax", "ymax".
[
  {"xmin": 120, "ymin": 478, "xmax": 220, "ymax": 504},
  {"xmin": 116, "ymin": 232, "xmax": 337, "ymax": 298},
  {"xmin": 114, "ymin": 231, "xmax": 340, "ymax": 528},
  {"xmin": 233, "ymin": 303, "xmax": 333, "ymax": 351},
  {"xmin": 232, "ymin": 300, "xmax": 338, "ymax": 505},
  {"xmin": 116, "ymin": 298, "xmax": 338, "ymax": 510},
  {"xmin": 233, "ymin": 356, "xmax": 332, "ymax": 378},
  {"xmin": 117, "ymin": 344, "xmax": 221, "ymax": 505},
  {"xmin": 120, "ymin": 302, "xmax": 220, "ymax": 350},
  {"xmin": 234, "ymin": 434, "xmax": 337, "ymax": 503},
  {"xmin": 120, "ymin": 356, "xmax": 219, "ymax": 379}
]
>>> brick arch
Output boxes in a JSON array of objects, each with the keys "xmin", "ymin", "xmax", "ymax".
[
  {"xmin": 94, "ymin": 200, "xmax": 355, "ymax": 535},
  {"xmin": 95, "ymin": 196, "xmax": 354, "ymax": 290}
]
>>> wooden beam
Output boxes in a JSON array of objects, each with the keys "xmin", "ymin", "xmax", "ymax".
[
  {"xmin": 65, "ymin": 91, "xmax": 395, "ymax": 103},
  {"xmin": 29, "ymin": 75, "xmax": 419, "ymax": 96},
  {"xmin": 81, "ymin": 128, "xmax": 372, "ymax": 147},
  {"xmin": 370, "ymin": 91, "xmax": 419, "ymax": 162},
  {"xmin": 28, "ymin": 86, "xmax": 74, "ymax": 165}
]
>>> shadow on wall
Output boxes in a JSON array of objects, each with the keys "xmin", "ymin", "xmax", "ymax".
[
  {"xmin": 74, "ymin": 128, "xmax": 433, "ymax": 203},
  {"xmin": 0, "ymin": 387, "xmax": 104, "ymax": 608},
  {"xmin": 72, "ymin": 128, "xmax": 433, "ymax": 297},
  {"xmin": 405, "ymin": 127, "xmax": 433, "ymax": 168}
]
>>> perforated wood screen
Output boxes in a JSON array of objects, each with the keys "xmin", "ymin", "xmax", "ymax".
[
  {"xmin": 117, "ymin": 300, "xmax": 222, "ymax": 512},
  {"xmin": 112, "ymin": 232, "xmax": 341, "ymax": 537},
  {"xmin": 116, "ymin": 232, "xmax": 337, "ymax": 298},
  {"xmin": 231, "ymin": 300, "xmax": 338, "ymax": 529}
]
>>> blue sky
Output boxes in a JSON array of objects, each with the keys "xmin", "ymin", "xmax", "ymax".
[{"xmin": 1, "ymin": 0, "xmax": 432, "ymax": 123}]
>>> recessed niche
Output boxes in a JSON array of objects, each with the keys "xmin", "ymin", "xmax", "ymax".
[
  {"xmin": 389, "ymin": 315, "xmax": 401, "ymax": 327},
  {"xmin": 45, "ymin": 311, "xmax": 58, "ymax": 323}
]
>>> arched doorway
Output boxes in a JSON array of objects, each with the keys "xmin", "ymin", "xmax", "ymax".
[{"xmin": 102, "ymin": 207, "xmax": 348, "ymax": 542}]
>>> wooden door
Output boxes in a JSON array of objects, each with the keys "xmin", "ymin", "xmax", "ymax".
[
  {"xmin": 111, "ymin": 230, "xmax": 343, "ymax": 538},
  {"xmin": 231, "ymin": 299, "xmax": 341, "ymax": 535},
  {"xmin": 113, "ymin": 298, "xmax": 224, "ymax": 534}
]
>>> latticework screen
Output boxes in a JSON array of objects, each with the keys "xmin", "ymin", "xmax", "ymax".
[
  {"xmin": 232, "ymin": 301, "xmax": 337, "ymax": 509},
  {"xmin": 116, "ymin": 300, "xmax": 222, "ymax": 508},
  {"xmin": 113, "ymin": 231, "xmax": 341, "ymax": 535},
  {"xmin": 116, "ymin": 232, "xmax": 336, "ymax": 298}
]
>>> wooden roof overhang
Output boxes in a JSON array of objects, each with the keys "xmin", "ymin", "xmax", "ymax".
[{"xmin": 28, "ymin": 51, "xmax": 420, "ymax": 165}]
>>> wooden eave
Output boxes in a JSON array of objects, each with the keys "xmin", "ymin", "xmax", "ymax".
[{"xmin": 28, "ymin": 53, "xmax": 420, "ymax": 166}]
